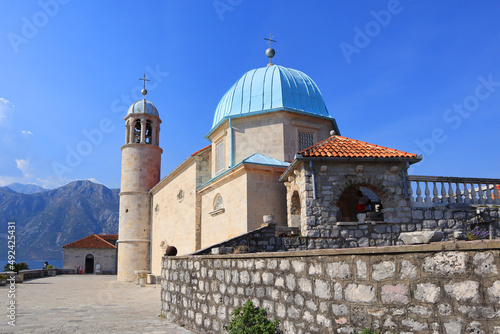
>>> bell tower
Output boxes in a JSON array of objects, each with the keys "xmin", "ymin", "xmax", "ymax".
[{"xmin": 117, "ymin": 78, "xmax": 162, "ymax": 281}]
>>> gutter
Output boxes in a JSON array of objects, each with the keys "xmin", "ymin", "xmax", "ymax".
[
  {"xmin": 229, "ymin": 118, "xmax": 234, "ymax": 167},
  {"xmin": 310, "ymin": 160, "xmax": 317, "ymax": 199},
  {"xmin": 403, "ymin": 160, "xmax": 410, "ymax": 199},
  {"xmin": 149, "ymin": 190, "xmax": 153, "ymax": 272}
]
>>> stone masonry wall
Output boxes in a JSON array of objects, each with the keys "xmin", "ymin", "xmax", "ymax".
[
  {"xmin": 284, "ymin": 161, "xmax": 412, "ymax": 237},
  {"xmin": 162, "ymin": 241, "xmax": 500, "ymax": 334}
]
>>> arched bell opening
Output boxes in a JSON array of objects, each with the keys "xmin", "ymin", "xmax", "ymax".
[
  {"xmin": 336, "ymin": 184, "xmax": 384, "ymax": 222},
  {"xmin": 134, "ymin": 119, "xmax": 141, "ymax": 143},
  {"xmin": 145, "ymin": 120, "xmax": 152, "ymax": 144}
]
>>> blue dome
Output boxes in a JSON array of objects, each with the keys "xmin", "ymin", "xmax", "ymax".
[
  {"xmin": 210, "ymin": 65, "xmax": 332, "ymax": 133},
  {"xmin": 127, "ymin": 99, "xmax": 159, "ymax": 117}
]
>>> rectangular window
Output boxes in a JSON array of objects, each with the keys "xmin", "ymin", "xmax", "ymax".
[
  {"xmin": 298, "ymin": 131, "xmax": 315, "ymax": 151},
  {"xmin": 216, "ymin": 141, "xmax": 224, "ymax": 172}
]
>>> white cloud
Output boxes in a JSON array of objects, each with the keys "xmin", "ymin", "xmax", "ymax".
[
  {"xmin": 0, "ymin": 176, "xmax": 22, "ymax": 187},
  {"xmin": 0, "ymin": 98, "xmax": 14, "ymax": 126},
  {"xmin": 88, "ymin": 178, "xmax": 101, "ymax": 184},
  {"xmin": 15, "ymin": 159, "xmax": 33, "ymax": 178},
  {"xmin": 21, "ymin": 130, "xmax": 33, "ymax": 136},
  {"xmin": 36, "ymin": 175, "xmax": 72, "ymax": 189}
]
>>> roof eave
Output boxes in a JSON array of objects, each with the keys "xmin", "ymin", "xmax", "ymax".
[{"xmin": 279, "ymin": 155, "xmax": 421, "ymax": 182}]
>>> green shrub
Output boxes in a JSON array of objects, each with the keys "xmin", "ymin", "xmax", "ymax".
[
  {"xmin": 224, "ymin": 300, "xmax": 280, "ymax": 334},
  {"xmin": 3, "ymin": 262, "xmax": 29, "ymax": 273},
  {"xmin": 354, "ymin": 330, "xmax": 381, "ymax": 334}
]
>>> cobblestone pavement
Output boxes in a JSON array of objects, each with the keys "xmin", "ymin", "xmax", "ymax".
[{"xmin": 0, "ymin": 275, "xmax": 195, "ymax": 334}]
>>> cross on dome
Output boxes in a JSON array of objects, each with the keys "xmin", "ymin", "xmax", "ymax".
[
  {"xmin": 139, "ymin": 74, "xmax": 150, "ymax": 96},
  {"xmin": 264, "ymin": 33, "xmax": 277, "ymax": 66}
]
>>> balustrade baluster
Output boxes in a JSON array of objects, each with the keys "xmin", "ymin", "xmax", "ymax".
[
  {"xmin": 433, "ymin": 181, "xmax": 439, "ymax": 203},
  {"xmin": 486, "ymin": 184, "xmax": 493, "ymax": 204},
  {"xmin": 471, "ymin": 183, "xmax": 477, "ymax": 204},
  {"xmin": 478, "ymin": 184, "xmax": 485, "ymax": 205},
  {"xmin": 455, "ymin": 182, "xmax": 463, "ymax": 203},
  {"xmin": 448, "ymin": 182, "xmax": 456, "ymax": 203},
  {"xmin": 416, "ymin": 181, "xmax": 423, "ymax": 203},
  {"xmin": 441, "ymin": 182, "xmax": 448, "ymax": 204},
  {"xmin": 463, "ymin": 183, "xmax": 470, "ymax": 204},
  {"xmin": 424, "ymin": 181, "xmax": 431, "ymax": 203}
]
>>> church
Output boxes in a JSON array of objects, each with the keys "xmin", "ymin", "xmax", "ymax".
[{"xmin": 115, "ymin": 47, "xmax": 417, "ymax": 281}]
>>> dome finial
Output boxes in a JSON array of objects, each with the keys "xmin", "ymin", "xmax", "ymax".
[
  {"xmin": 264, "ymin": 33, "xmax": 276, "ymax": 67},
  {"xmin": 139, "ymin": 73, "xmax": 150, "ymax": 96}
]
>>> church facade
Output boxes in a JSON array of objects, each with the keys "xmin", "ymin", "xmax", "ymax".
[
  {"xmin": 117, "ymin": 44, "xmax": 500, "ymax": 280},
  {"xmin": 116, "ymin": 53, "xmax": 352, "ymax": 280}
]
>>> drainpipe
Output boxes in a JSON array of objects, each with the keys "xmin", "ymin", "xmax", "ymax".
[
  {"xmin": 149, "ymin": 191, "xmax": 153, "ymax": 273},
  {"xmin": 310, "ymin": 160, "xmax": 317, "ymax": 200},
  {"xmin": 402, "ymin": 161, "xmax": 410, "ymax": 199},
  {"xmin": 229, "ymin": 118, "xmax": 234, "ymax": 167}
]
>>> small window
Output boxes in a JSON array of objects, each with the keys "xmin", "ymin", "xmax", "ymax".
[
  {"xmin": 298, "ymin": 131, "xmax": 314, "ymax": 151},
  {"xmin": 216, "ymin": 141, "xmax": 224, "ymax": 172},
  {"xmin": 210, "ymin": 194, "xmax": 225, "ymax": 216}
]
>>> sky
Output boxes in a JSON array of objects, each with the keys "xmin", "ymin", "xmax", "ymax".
[{"xmin": 0, "ymin": 1, "xmax": 499, "ymax": 190}]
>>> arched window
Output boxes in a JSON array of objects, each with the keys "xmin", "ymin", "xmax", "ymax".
[
  {"xmin": 291, "ymin": 191, "xmax": 301, "ymax": 215},
  {"xmin": 210, "ymin": 194, "xmax": 225, "ymax": 216},
  {"xmin": 134, "ymin": 120, "xmax": 141, "ymax": 143},
  {"xmin": 289, "ymin": 190, "xmax": 301, "ymax": 228}
]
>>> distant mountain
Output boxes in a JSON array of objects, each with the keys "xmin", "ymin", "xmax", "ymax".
[
  {"xmin": 0, "ymin": 180, "xmax": 119, "ymax": 262},
  {"xmin": 6, "ymin": 183, "xmax": 48, "ymax": 194}
]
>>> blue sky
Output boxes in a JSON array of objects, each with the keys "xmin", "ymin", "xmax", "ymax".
[{"xmin": 0, "ymin": 1, "xmax": 498, "ymax": 190}]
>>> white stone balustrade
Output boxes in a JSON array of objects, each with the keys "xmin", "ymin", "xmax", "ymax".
[{"xmin": 407, "ymin": 175, "xmax": 500, "ymax": 207}]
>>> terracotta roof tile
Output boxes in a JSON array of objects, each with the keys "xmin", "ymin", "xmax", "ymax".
[
  {"xmin": 191, "ymin": 145, "xmax": 211, "ymax": 156},
  {"xmin": 100, "ymin": 234, "xmax": 118, "ymax": 241},
  {"xmin": 62, "ymin": 234, "xmax": 117, "ymax": 249},
  {"xmin": 300, "ymin": 135, "xmax": 418, "ymax": 159}
]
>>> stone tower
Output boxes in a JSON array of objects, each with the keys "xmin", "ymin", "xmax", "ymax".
[{"xmin": 117, "ymin": 88, "xmax": 162, "ymax": 281}]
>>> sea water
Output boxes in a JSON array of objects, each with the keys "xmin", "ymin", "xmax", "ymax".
[{"xmin": 1, "ymin": 260, "xmax": 64, "ymax": 270}]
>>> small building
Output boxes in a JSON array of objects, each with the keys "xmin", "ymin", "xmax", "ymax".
[{"xmin": 62, "ymin": 234, "xmax": 118, "ymax": 274}]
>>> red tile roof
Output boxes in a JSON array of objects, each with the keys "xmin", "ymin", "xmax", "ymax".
[
  {"xmin": 300, "ymin": 135, "xmax": 418, "ymax": 159},
  {"xmin": 191, "ymin": 145, "xmax": 211, "ymax": 156},
  {"xmin": 62, "ymin": 234, "xmax": 117, "ymax": 249},
  {"xmin": 100, "ymin": 234, "xmax": 118, "ymax": 242}
]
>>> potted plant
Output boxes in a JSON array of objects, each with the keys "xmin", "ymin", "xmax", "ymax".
[
  {"xmin": 0, "ymin": 274, "xmax": 7, "ymax": 286},
  {"xmin": 3, "ymin": 262, "xmax": 29, "ymax": 283},
  {"xmin": 46, "ymin": 265, "xmax": 57, "ymax": 277}
]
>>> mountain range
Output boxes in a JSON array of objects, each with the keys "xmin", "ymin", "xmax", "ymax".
[
  {"xmin": 6, "ymin": 183, "xmax": 48, "ymax": 194},
  {"xmin": 0, "ymin": 180, "xmax": 119, "ymax": 262}
]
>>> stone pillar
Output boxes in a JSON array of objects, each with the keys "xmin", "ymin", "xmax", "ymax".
[{"xmin": 140, "ymin": 120, "xmax": 146, "ymax": 144}]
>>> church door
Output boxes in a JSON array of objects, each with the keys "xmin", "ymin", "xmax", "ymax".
[{"xmin": 85, "ymin": 254, "xmax": 94, "ymax": 274}]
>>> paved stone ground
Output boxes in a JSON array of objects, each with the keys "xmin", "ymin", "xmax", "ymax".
[{"xmin": 0, "ymin": 275, "xmax": 195, "ymax": 334}]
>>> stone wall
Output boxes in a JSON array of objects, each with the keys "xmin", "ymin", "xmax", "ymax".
[
  {"xmin": 162, "ymin": 241, "xmax": 500, "ymax": 334},
  {"xmin": 63, "ymin": 248, "xmax": 117, "ymax": 274},
  {"xmin": 410, "ymin": 205, "xmax": 500, "ymax": 240},
  {"xmin": 151, "ymin": 158, "xmax": 199, "ymax": 275}
]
